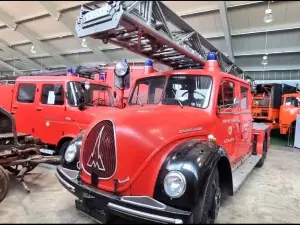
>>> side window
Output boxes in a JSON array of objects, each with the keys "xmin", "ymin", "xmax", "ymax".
[
  {"xmin": 217, "ymin": 80, "xmax": 235, "ymax": 108},
  {"xmin": 41, "ymin": 84, "xmax": 64, "ymax": 105},
  {"xmin": 17, "ymin": 84, "xmax": 36, "ymax": 103},
  {"xmin": 241, "ymin": 87, "xmax": 249, "ymax": 109}
]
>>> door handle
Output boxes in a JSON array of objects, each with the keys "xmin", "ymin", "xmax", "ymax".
[
  {"xmin": 12, "ymin": 105, "xmax": 18, "ymax": 109},
  {"xmin": 36, "ymin": 108, "xmax": 42, "ymax": 111}
]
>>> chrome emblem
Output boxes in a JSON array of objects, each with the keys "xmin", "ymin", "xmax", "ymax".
[{"xmin": 87, "ymin": 126, "xmax": 106, "ymax": 171}]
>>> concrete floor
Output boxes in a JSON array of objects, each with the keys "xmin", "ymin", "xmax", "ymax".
[{"xmin": 1, "ymin": 145, "xmax": 300, "ymax": 223}]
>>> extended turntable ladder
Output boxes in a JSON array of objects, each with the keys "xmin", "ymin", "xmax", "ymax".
[{"xmin": 75, "ymin": 1, "xmax": 244, "ymax": 78}]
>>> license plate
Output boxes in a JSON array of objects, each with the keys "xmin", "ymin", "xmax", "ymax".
[
  {"xmin": 75, "ymin": 199, "xmax": 108, "ymax": 224},
  {"xmin": 40, "ymin": 148, "xmax": 55, "ymax": 155}
]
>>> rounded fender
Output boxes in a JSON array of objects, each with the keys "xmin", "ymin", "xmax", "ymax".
[{"xmin": 153, "ymin": 139, "xmax": 232, "ymax": 210}]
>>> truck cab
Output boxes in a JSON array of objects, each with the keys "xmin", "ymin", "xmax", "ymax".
[
  {"xmin": 279, "ymin": 93, "xmax": 300, "ymax": 134},
  {"xmin": 0, "ymin": 75, "xmax": 114, "ymax": 155},
  {"xmin": 57, "ymin": 55, "xmax": 270, "ymax": 224}
]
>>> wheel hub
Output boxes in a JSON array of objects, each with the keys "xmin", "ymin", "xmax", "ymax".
[{"xmin": 212, "ymin": 187, "xmax": 221, "ymax": 219}]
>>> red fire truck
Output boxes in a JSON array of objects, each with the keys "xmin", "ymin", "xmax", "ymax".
[
  {"xmin": 56, "ymin": 1, "xmax": 271, "ymax": 224},
  {"xmin": 0, "ymin": 65, "xmax": 148, "ymax": 155}
]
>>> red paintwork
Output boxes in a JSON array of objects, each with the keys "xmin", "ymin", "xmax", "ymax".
[
  {"xmin": 79, "ymin": 60, "xmax": 262, "ymax": 197},
  {"xmin": 0, "ymin": 66, "xmax": 151, "ymax": 150}
]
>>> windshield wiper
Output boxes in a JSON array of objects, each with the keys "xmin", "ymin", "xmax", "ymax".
[{"xmin": 172, "ymin": 90, "xmax": 183, "ymax": 108}]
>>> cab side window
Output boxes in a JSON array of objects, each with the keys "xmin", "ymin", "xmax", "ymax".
[
  {"xmin": 41, "ymin": 84, "xmax": 64, "ymax": 105},
  {"xmin": 241, "ymin": 87, "xmax": 249, "ymax": 109},
  {"xmin": 217, "ymin": 80, "xmax": 235, "ymax": 108},
  {"xmin": 17, "ymin": 84, "xmax": 36, "ymax": 103}
]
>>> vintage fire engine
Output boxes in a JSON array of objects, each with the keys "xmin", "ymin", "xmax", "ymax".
[
  {"xmin": 56, "ymin": 1, "xmax": 271, "ymax": 224},
  {"xmin": 252, "ymin": 83, "xmax": 297, "ymax": 134},
  {"xmin": 0, "ymin": 65, "xmax": 150, "ymax": 156}
]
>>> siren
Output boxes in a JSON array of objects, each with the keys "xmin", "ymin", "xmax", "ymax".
[
  {"xmin": 204, "ymin": 52, "xmax": 220, "ymax": 72},
  {"xmin": 144, "ymin": 59, "xmax": 154, "ymax": 74}
]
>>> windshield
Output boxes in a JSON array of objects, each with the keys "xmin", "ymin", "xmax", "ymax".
[
  {"xmin": 67, "ymin": 81, "xmax": 114, "ymax": 107},
  {"xmin": 253, "ymin": 98, "xmax": 270, "ymax": 107},
  {"xmin": 129, "ymin": 75, "xmax": 213, "ymax": 108}
]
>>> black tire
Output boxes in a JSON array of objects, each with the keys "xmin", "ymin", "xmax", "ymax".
[
  {"xmin": 0, "ymin": 165, "xmax": 9, "ymax": 203},
  {"xmin": 256, "ymin": 136, "xmax": 267, "ymax": 168},
  {"xmin": 192, "ymin": 167, "xmax": 221, "ymax": 224}
]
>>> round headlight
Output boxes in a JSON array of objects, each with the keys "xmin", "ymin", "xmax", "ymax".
[
  {"xmin": 115, "ymin": 61, "xmax": 129, "ymax": 77},
  {"xmin": 64, "ymin": 144, "xmax": 77, "ymax": 163},
  {"xmin": 163, "ymin": 171, "xmax": 186, "ymax": 198}
]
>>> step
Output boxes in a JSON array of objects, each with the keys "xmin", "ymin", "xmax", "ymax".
[{"xmin": 232, "ymin": 155, "xmax": 261, "ymax": 193}]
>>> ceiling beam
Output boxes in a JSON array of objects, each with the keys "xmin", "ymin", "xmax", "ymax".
[
  {"xmin": 0, "ymin": 60, "xmax": 23, "ymax": 74},
  {"xmin": 180, "ymin": 1, "xmax": 265, "ymax": 17},
  {"xmin": 39, "ymin": 1, "xmax": 112, "ymax": 63},
  {"xmin": 0, "ymin": 41, "xmax": 45, "ymax": 70},
  {"xmin": 218, "ymin": 1, "xmax": 234, "ymax": 61},
  {"xmin": 0, "ymin": 8, "xmax": 73, "ymax": 67},
  {"xmin": 243, "ymin": 66, "xmax": 300, "ymax": 72}
]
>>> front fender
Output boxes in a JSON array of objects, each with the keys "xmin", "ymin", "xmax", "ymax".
[{"xmin": 153, "ymin": 139, "xmax": 231, "ymax": 210}]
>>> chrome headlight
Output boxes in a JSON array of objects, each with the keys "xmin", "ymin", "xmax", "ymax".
[
  {"xmin": 64, "ymin": 144, "xmax": 77, "ymax": 163},
  {"xmin": 64, "ymin": 130, "xmax": 85, "ymax": 163},
  {"xmin": 163, "ymin": 171, "xmax": 186, "ymax": 198}
]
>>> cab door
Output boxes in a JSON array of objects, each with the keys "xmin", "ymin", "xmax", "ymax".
[
  {"xmin": 238, "ymin": 84, "xmax": 253, "ymax": 160},
  {"xmin": 34, "ymin": 82, "xmax": 66, "ymax": 145},
  {"xmin": 11, "ymin": 82, "xmax": 38, "ymax": 135},
  {"xmin": 215, "ymin": 79, "xmax": 241, "ymax": 164}
]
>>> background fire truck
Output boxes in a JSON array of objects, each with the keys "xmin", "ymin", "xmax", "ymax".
[
  {"xmin": 56, "ymin": 1, "xmax": 271, "ymax": 224},
  {"xmin": 0, "ymin": 65, "xmax": 151, "ymax": 155},
  {"xmin": 252, "ymin": 83, "xmax": 297, "ymax": 132}
]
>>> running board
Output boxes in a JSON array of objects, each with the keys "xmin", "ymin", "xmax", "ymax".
[{"xmin": 232, "ymin": 155, "xmax": 261, "ymax": 193}]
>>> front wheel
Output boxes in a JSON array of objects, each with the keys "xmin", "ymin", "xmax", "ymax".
[{"xmin": 193, "ymin": 167, "xmax": 221, "ymax": 224}]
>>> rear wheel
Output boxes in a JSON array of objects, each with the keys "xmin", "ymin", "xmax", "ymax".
[
  {"xmin": 0, "ymin": 165, "xmax": 9, "ymax": 203},
  {"xmin": 193, "ymin": 167, "xmax": 221, "ymax": 224},
  {"xmin": 256, "ymin": 136, "xmax": 267, "ymax": 168}
]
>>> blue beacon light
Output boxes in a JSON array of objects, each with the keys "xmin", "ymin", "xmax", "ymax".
[{"xmin": 207, "ymin": 52, "xmax": 217, "ymax": 61}]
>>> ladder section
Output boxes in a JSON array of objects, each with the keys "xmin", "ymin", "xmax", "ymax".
[{"xmin": 75, "ymin": 1, "xmax": 244, "ymax": 78}]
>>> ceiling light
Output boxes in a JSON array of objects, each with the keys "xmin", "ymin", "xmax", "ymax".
[
  {"xmin": 261, "ymin": 55, "xmax": 268, "ymax": 65},
  {"xmin": 81, "ymin": 38, "xmax": 88, "ymax": 48},
  {"xmin": 264, "ymin": 8, "xmax": 273, "ymax": 23},
  {"xmin": 30, "ymin": 45, "xmax": 37, "ymax": 54}
]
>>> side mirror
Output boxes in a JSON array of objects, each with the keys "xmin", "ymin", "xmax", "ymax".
[{"xmin": 53, "ymin": 84, "xmax": 62, "ymax": 95}]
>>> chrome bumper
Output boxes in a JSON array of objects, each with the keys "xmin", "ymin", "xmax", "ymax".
[{"xmin": 56, "ymin": 165, "xmax": 191, "ymax": 224}]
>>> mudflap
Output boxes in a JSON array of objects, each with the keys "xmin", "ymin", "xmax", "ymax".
[{"xmin": 75, "ymin": 193, "xmax": 110, "ymax": 224}]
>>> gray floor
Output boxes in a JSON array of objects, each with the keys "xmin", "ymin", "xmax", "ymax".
[{"xmin": 1, "ymin": 146, "xmax": 300, "ymax": 223}]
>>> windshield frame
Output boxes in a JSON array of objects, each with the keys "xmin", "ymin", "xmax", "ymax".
[
  {"xmin": 67, "ymin": 81, "xmax": 114, "ymax": 107},
  {"xmin": 128, "ymin": 74, "xmax": 213, "ymax": 109}
]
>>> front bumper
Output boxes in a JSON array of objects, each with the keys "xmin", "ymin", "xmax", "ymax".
[{"xmin": 56, "ymin": 165, "xmax": 192, "ymax": 224}]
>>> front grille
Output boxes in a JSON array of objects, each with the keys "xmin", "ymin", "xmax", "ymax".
[{"xmin": 82, "ymin": 120, "xmax": 117, "ymax": 180}]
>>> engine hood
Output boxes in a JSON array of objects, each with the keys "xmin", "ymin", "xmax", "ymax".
[{"xmin": 80, "ymin": 105, "xmax": 212, "ymax": 192}]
